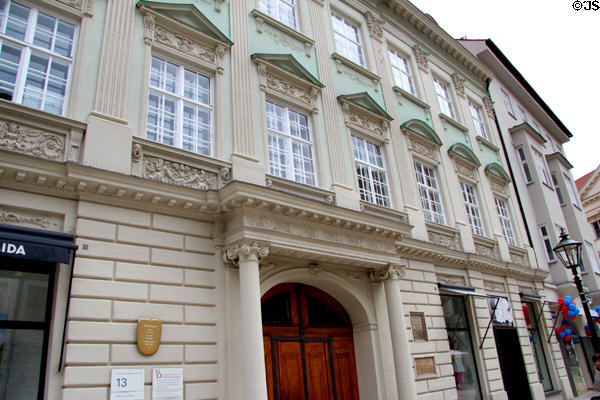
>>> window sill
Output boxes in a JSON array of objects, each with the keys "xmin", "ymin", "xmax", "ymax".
[
  {"xmin": 251, "ymin": 9, "xmax": 315, "ymax": 56},
  {"xmin": 360, "ymin": 201, "xmax": 410, "ymax": 226},
  {"xmin": 331, "ymin": 53, "xmax": 381, "ymax": 83},
  {"xmin": 438, "ymin": 113, "xmax": 468, "ymax": 132},
  {"xmin": 476, "ymin": 135, "xmax": 500, "ymax": 152},
  {"xmin": 266, "ymin": 175, "xmax": 335, "ymax": 205},
  {"xmin": 393, "ymin": 86, "xmax": 430, "ymax": 110}
]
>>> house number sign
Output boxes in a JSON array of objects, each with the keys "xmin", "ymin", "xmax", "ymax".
[{"xmin": 137, "ymin": 318, "xmax": 162, "ymax": 356}]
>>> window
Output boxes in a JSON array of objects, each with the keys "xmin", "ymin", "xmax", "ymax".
[
  {"xmin": 433, "ymin": 77, "xmax": 455, "ymax": 119},
  {"xmin": 0, "ymin": 0, "xmax": 77, "ymax": 115},
  {"xmin": 564, "ymin": 174, "xmax": 580, "ymax": 207},
  {"xmin": 258, "ymin": 0, "xmax": 297, "ymax": 29},
  {"xmin": 522, "ymin": 302, "xmax": 554, "ymax": 392},
  {"xmin": 531, "ymin": 120, "xmax": 541, "ymax": 133},
  {"xmin": 501, "ymin": 89, "xmax": 514, "ymax": 116},
  {"xmin": 469, "ymin": 101, "xmax": 488, "ymax": 139},
  {"xmin": 585, "ymin": 241, "xmax": 600, "ymax": 273},
  {"xmin": 266, "ymin": 100, "xmax": 315, "ymax": 185},
  {"xmin": 331, "ymin": 12, "xmax": 364, "ymax": 66},
  {"xmin": 517, "ymin": 147, "xmax": 533, "ymax": 184},
  {"xmin": 146, "ymin": 55, "xmax": 213, "ymax": 155},
  {"xmin": 460, "ymin": 182, "xmax": 485, "ymax": 236},
  {"xmin": 539, "ymin": 225, "xmax": 555, "ymax": 262},
  {"xmin": 551, "ymin": 173, "xmax": 565, "ymax": 204},
  {"xmin": 352, "ymin": 135, "xmax": 390, "ymax": 207},
  {"xmin": 495, "ymin": 197, "xmax": 516, "ymax": 246},
  {"xmin": 593, "ymin": 221, "xmax": 600, "ymax": 239},
  {"xmin": 414, "ymin": 161, "xmax": 445, "ymax": 224},
  {"xmin": 389, "ymin": 48, "xmax": 415, "ymax": 95},
  {"xmin": 517, "ymin": 105, "xmax": 528, "ymax": 123},
  {"xmin": 533, "ymin": 149, "xmax": 551, "ymax": 186}
]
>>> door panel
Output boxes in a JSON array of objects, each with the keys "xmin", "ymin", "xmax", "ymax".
[
  {"xmin": 277, "ymin": 341, "xmax": 305, "ymax": 400},
  {"xmin": 305, "ymin": 342, "xmax": 332, "ymax": 400},
  {"xmin": 332, "ymin": 337, "xmax": 359, "ymax": 400}
]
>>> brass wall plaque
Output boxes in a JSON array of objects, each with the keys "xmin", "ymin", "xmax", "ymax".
[
  {"xmin": 415, "ymin": 357, "xmax": 435, "ymax": 377},
  {"xmin": 137, "ymin": 318, "xmax": 162, "ymax": 356}
]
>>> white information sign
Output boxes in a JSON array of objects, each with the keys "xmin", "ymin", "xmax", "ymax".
[
  {"xmin": 110, "ymin": 369, "xmax": 145, "ymax": 400},
  {"xmin": 152, "ymin": 368, "xmax": 183, "ymax": 400}
]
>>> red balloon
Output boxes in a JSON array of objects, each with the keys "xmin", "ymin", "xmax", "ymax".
[
  {"xmin": 558, "ymin": 298, "xmax": 565, "ymax": 304},
  {"xmin": 564, "ymin": 335, "xmax": 571, "ymax": 341}
]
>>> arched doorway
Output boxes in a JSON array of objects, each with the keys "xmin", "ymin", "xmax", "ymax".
[{"xmin": 262, "ymin": 283, "xmax": 360, "ymax": 400}]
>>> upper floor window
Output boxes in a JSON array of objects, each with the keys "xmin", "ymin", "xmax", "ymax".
[
  {"xmin": 539, "ymin": 225, "xmax": 555, "ymax": 262},
  {"xmin": 433, "ymin": 77, "xmax": 455, "ymax": 119},
  {"xmin": 593, "ymin": 221, "xmax": 600, "ymax": 239},
  {"xmin": 0, "ymin": 0, "xmax": 77, "ymax": 115},
  {"xmin": 259, "ymin": 0, "xmax": 297, "ymax": 29},
  {"xmin": 146, "ymin": 55, "xmax": 213, "ymax": 155},
  {"xmin": 564, "ymin": 174, "xmax": 580, "ymax": 207},
  {"xmin": 460, "ymin": 182, "xmax": 485, "ymax": 236},
  {"xmin": 352, "ymin": 135, "xmax": 390, "ymax": 207},
  {"xmin": 517, "ymin": 105, "xmax": 528, "ymax": 123},
  {"xmin": 415, "ymin": 161, "xmax": 445, "ymax": 224},
  {"xmin": 531, "ymin": 120, "xmax": 541, "ymax": 133},
  {"xmin": 331, "ymin": 12, "xmax": 364, "ymax": 67},
  {"xmin": 266, "ymin": 100, "xmax": 315, "ymax": 185},
  {"xmin": 551, "ymin": 172, "xmax": 565, "ymax": 204},
  {"xmin": 501, "ymin": 89, "xmax": 514, "ymax": 116},
  {"xmin": 469, "ymin": 101, "xmax": 488, "ymax": 139},
  {"xmin": 388, "ymin": 48, "xmax": 415, "ymax": 95},
  {"xmin": 533, "ymin": 149, "xmax": 551, "ymax": 186},
  {"xmin": 495, "ymin": 197, "xmax": 516, "ymax": 246},
  {"xmin": 517, "ymin": 147, "xmax": 533, "ymax": 184}
]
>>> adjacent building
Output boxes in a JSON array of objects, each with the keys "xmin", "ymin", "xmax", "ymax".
[
  {"xmin": 0, "ymin": 0, "xmax": 584, "ymax": 399},
  {"xmin": 461, "ymin": 38, "xmax": 600, "ymax": 396},
  {"xmin": 578, "ymin": 165, "xmax": 600, "ymax": 259}
]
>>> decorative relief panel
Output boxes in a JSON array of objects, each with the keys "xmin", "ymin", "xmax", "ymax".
[
  {"xmin": 0, "ymin": 120, "xmax": 64, "ymax": 161},
  {"xmin": 509, "ymin": 248, "xmax": 528, "ymax": 267},
  {"xmin": 413, "ymin": 45, "xmax": 429, "ymax": 72},
  {"xmin": 437, "ymin": 274, "xmax": 466, "ymax": 287},
  {"xmin": 483, "ymin": 97, "xmax": 495, "ymax": 119},
  {"xmin": 365, "ymin": 11, "xmax": 383, "ymax": 41},
  {"xmin": 411, "ymin": 140, "xmax": 437, "ymax": 161},
  {"xmin": 455, "ymin": 161, "xmax": 477, "ymax": 182},
  {"xmin": 489, "ymin": 179, "xmax": 508, "ymax": 196},
  {"xmin": 257, "ymin": 65, "xmax": 318, "ymax": 110},
  {"xmin": 452, "ymin": 73, "xmax": 465, "ymax": 98},
  {"xmin": 427, "ymin": 226, "xmax": 462, "ymax": 251},
  {"xmin": 484, "ymin": 280, "xmax": 505, "ymax": 293},
  {"xmin": 0, "ymin": 207, "xmax": 62, "ymax": 230},
  {"xmin": 341, "ymin": 103, "xmax": 387, "ymax": 139},
  {"xmin": 474, "ymin": 241, "xmax": 499, "ymax": 260}
]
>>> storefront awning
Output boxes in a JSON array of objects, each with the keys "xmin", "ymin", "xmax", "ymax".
[
  {"xmin": 0, "ymin": 223, "xmax": 77, "ymax": 264},
  {"xmin": 438, "ymin": 283, "xmax": 489, "ymax": 298}
]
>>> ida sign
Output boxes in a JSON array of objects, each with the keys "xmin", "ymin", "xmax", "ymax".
[{"xmin": 1, "ymin": 242, "xmax": 26, "ymax": 256}]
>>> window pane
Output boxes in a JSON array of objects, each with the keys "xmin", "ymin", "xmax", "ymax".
[
  {"xmin": 0, "ymin": 43, "xmax": 21, "ymax": 99},
  {"xmin": 0, "ymin": 329, "xmax": 44, "ymax": 399},
  {"xmin": 6, "ymin": 1, "xmax": 30, "ymax": 40},
  {"xmin": 0, "ymin": 269, "xmax": 49, "ymax": 321}
]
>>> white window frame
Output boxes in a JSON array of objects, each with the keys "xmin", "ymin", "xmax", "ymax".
[
  {"xmin": 517, "ymin": 147, "xmax": 533, "ymax": 184},
  {"xmin": 331, "ymin": 11, "xmax": 364, "ymax": 67},
  {"xmin": 501, "ymin": 89, "xmax": 514, "ymax": 116},
  {"xmin": 258, "ymin": 0, "xmax": 298, "ymax": 30},
  {"xmin": 0, "ymin": 0, "xmax": 78, "ymax": 115},
  {"xmin": 146, "ymin": 54, "xmax": 214, "ymax": 156},
  {"xmin": 517, "ymin": 105, "xmax": 528, "ymax": 123},
  {"xmin": 564, "ymin": 174, "xmax": 580, "ymax": 207},
  {"xmin": 433, "ymin": 77, "xmax": 456, "ymax": 119},
  {"xmin": 388, "ymin": 47, "xmax": 415, "ymax": 95},
  {"xmin": 469, "ymin": 101, "xmax": 488, "ymax": 140},
  {"xmin": 352, "ymin": 135, "xmax": 391, "ymax": 207},
  {"xmin": 539, "ymin": 225, "xmax": 555, "ymax": 262},
  {"xmin": 532, "ymin": 149, "xmax": 551, "ymax": 186},
  {"xmin": 460, "ymin": 182, "xmax": 485, "ymax": 237},
  {"xmin": 531, "ymin": 120, "xmax": 541, "ymax": 133},
  {"xmin": 415, "ymin": 161, "xmax": 445, "ymax": 224},
  {"xmin": 551, "ymin": 172, "xmax": 565, "ymax": 205},
  {"xmin": 265, "ymin": 99, "xmax": 316, "ymax": 186},
  {"xmin": 593, "ymin": 220, "xmax": 600, "ymax": 239},
  {"xmin": 495, "ymin": 197, "xmax": 516, "ymax": 246}
]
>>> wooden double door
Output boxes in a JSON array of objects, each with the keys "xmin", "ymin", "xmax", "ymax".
[{"xmin": 262, "ymin": 284, "xmax": 359, "ymax": 400}]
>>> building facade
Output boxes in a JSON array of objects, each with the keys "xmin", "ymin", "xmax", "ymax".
[
  {"xmin": 460, "ymin": 39, "xmax": 600, "ymax": 396},
  {"xmin": 577, "ymin": 165, "xmax": 600, "ymax": 258},
  {"xmin": 0, "ymin": 0, "xmax": 579, "ymax": 399}
]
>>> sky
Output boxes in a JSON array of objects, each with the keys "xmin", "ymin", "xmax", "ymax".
[{"xmin": 405, "ymin": 0, "xmax": 600, "ymax": 179}]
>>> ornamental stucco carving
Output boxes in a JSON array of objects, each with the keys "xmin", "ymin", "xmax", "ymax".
[
  {"xmin": 345, "ymin": 109, "xmax": 386, "ymax": 138},
  {"xmin": 55, "ymin": 0, "xmax": 82, "ymax": 11},
  {"xmin": 484, "ymin": 280, "xmax": 505, "ymax": 293},
  {"xmin": 0, "ymin": 121, "xmax": 64, "ymax": 161},
  {"xmin": 256, "ymin": 21, "xmax": 304, "ymax": 53},
  {"xmin": 411, "ymin": 140, "xmax": 437, "ymax": 160},
  {"xmin": 413, "ymin": 45, "xmax": 429, "ymax": 72},
  {"xmin": 142, "ymin": 156, "xmax": 218, "ymax": 190},
  {"xmin": 428, "ymin": 230, "xmax": 461, "ymax": 251},
  {"xmin": 455, "ymin": 162, "xmax": 476, "ymax": 180},
  {"xmin": 475, "ymin": 242, "xmax": 499, "ymax": 259},
  {"xmin": 155, "ymin": 25, "xmax": 215, "ymax": 63},
  {"xmin": 143, "ymin": 14, "xmax": 155, "ymax": 45},
  {"xmin": 437, "ymin": 274, "xmax": 466, "ymax": 287},
  {"xmin": 483, "ymin": 97, "xmax": 495, "ymax": 119},
  {"xmin": 452, "ymin": 73, "xmax": 465, "ymax": 98},
  {"xmin": 0, "ymin": 209, "xmax": 56, "ymax": 229},
  {"xmin": 223, "ymin": 241, "xmax": 269, "ymax": 267},
  {"xmin": 510, "ymin": 250, "xmax": 527, "ymax": 266},
  {"xmin": 369, "ymin": 263, "xmax": 406, "ymax": 282},
  {"xmin": 262, "ymin": 70, "xmax": 315, "ymax": 107},
  {"xmin": 220, "ymin": 166, "xmax": 231, "ymax": 184},
  {"xmin": 365, "ymin": 11, "xmax": 383, "ymax": 41}
]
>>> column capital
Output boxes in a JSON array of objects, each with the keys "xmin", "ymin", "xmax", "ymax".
[
  {"xmin": 223, "ymin": 241, "xmax": 269, "ymax": 267},
  {"xmin": 369, "ymin": 263, "xmax": 406, "ymax": 283}
]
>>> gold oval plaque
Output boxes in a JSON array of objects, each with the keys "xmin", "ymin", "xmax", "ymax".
[{"xmin": 137, "ymin": 318, "xmax": 162, "ymax": 356}]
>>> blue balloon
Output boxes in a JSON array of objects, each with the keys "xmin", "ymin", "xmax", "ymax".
[
  {"xmin": 565, "ymin": 296, "xmax": 572, "ymax": 302},
  {"xmin": 565, "ymin": 329, "xmax": 572, "ymax": 335},
  {"xmin": 559, "ymin": 332, "xmax": 566, "ymax": 337},
  {"xmin": 575, "ymin": 307, "xmax": 581, "ymax": 314},
  {"xmin": 568, "ymin": 311, "xmax": 575, "ymax": 317},
  {"xmin": 570, "ymin": 304, "xmax": 577, "ymax": 310},
  {"xmin": 565, "ymin": 298, "xmax": 572, "ymax": 306},
  {"xmin": 595, "ymin": 306, "xmax": 600, "ymax": 313}
]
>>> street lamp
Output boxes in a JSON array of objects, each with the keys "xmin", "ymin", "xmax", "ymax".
[{"xmin": 553, "ymin": 229, "xmax": 600, "ymax": 353}]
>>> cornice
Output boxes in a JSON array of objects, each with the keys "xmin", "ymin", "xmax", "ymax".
[
  {"xmin": 508, "ymin": 122, "xmax": 547, "ymax": 145},
  {"xmin": 545, "ymin": 152, "xmax": 573, "ymax": 171},
  {"xmin": 381, "ymin": 0, "xmax": 491, "ymax": 82}
]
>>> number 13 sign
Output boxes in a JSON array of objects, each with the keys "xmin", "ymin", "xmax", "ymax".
[{"xmin": 110, "ymin": 369, "xmax": 145, "ymax": 400}]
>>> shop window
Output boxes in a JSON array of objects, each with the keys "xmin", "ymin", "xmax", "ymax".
[
  {"xmin": 523, "ymin": 302, "xmax": 554, "ymax": 392},
  {"xmin": 0, "ymin": 258, "xmax": 54, "ymax": 399},
  {"xmin": 0, "ymin": 0, "xmax": 77, "ymax": 115},
  {"xmin": 441, "ymin": 294, "xmax": 483, "ymax": 400}
]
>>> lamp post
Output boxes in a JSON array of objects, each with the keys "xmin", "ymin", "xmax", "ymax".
[{"xmin": 553, "ymin": 229, "xmax": 600, "ymax": 354}]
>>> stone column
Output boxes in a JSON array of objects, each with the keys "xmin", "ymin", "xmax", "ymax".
[
  {"xmin": 223, "ymin": 242, "xmax": 269, "ymax": 400},
  {"xmin": 370, "ymin": 264, "xmax": 417, "ymax": 399}
]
